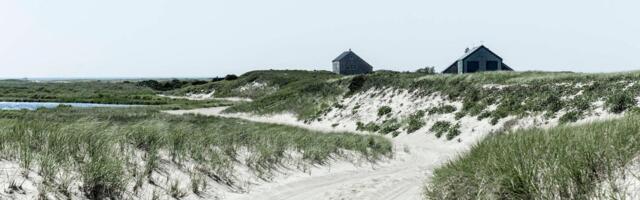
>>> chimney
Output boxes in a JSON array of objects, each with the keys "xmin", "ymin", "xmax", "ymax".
[{"xmin": 465, "ymin": 47, "xmax": 470, "ymax": 53}]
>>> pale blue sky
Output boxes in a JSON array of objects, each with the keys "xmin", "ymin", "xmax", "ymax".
[{"xmin": 1, "ymin": 0, "xmax": 639, "ymax": 78}]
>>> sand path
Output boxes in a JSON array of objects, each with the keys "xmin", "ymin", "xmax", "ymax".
[{"xmin": 165, "ymin": 107, "xmax": 470, "ymax": 200}]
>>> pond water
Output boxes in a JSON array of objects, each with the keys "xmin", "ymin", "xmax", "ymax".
[{"xmin": 0, "ymin": 101, "xmax": 135, "ymax": 110}]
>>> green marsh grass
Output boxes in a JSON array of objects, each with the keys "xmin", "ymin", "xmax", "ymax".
[{"xmin": 425, "ymin": 114, "xmax": 640, "ymax": 199}]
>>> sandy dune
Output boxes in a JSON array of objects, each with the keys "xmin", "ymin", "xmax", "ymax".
[
  {"xmin": 164, "ymin": 88, "xmax": 627, "ymax": 200},
  {"xmin": 165, "ymin": 107, "xmax": 471, "ymax": 200}
]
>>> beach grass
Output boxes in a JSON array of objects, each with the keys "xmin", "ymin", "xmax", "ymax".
[
  {"xmin": 0, "ymin": 107, "xmax": 392, "ymax": 198},
  {"xmin": 425, "ymin": 113, "xmax": 640, "ymax": 199}
]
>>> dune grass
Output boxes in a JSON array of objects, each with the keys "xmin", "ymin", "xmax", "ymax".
[
  {"xmin": 196, "ymin": 70, "xmax": 640, "ymax": 137},
  {"xmin": 0, "ymin": 107, "xmax": 392, "ymax": 199},
  {"xmin": 425, "ymin": 113, "xmax": 640, "ymax": 199},
  {"xmin": 173, "ymin": 70, "xmax": 342, "ymax": 99},
  {"xmin": 0, "ymin": 79, "xmax": 229, "ymax": 107},
  {"xmin": 359, "ymin": 71, "xmax": 640, "ymax": 123}
]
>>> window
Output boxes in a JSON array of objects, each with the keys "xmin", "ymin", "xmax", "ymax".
[
  {"xmin": 466, "ymin": 61, "xmax": 480, "ymax": 72},
  {"xmin": 486, "ymin": 61, "xmax": 498, "ymax": 71}
]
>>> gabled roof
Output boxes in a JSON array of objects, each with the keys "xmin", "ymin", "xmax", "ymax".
[
  {"xmin": 456, "ymin": 45, "xmax": 503, "ymax": 61},
  {"xmin": 333, "ymin": 50, "xmax": 355, "ymax": 62},
  {"xmin": 441, "ymin": 45, "xmax": 513, "ymax": 73},
  {"xmin": 442, "ymin": 61, "xmax": 458, "ymax": 74}
]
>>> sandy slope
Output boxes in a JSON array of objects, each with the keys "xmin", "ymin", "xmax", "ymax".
[
  {"xmin": 166, "ymin": 107, "xmax": 472, "ymax": 200},
  {"xmin": 165, "ymin": 89, "xmax": 625, "ymax": 200}
]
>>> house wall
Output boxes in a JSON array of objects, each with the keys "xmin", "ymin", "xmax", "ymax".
[
  {"xmin": 336, "ymin": 54, "xmax": 372, "ymax": 75},
  {"xmin": 462, "ymin": 48, "xmax": 503, "ymax": 73}
]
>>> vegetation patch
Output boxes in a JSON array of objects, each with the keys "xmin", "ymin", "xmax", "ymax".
[
  {"xmin": 377, "ymin": 106, "xmax": 393, "ymax": 117},
  {"xmin": 168, "ymin": 70, "xmax": 640, "ymax": 125},
  {"xmin": 445, "ymin": 123, "xmax": 461, "ymax": 140},
  {"xmin": 426, "ymin": 114, "xmax": 640, "ymax": 199},
  {"xmin": 426, "ymin": 104, "xmax": 457, "ymax": 115},
  {"xmin": 347, "ymin": 75, "xmax": 368, "ymax": 95},
  {"xmin": 559, "ymin": 110, "xmax": 582, "ymax": 124},
  {"xmin": 0, "ymin": 107, "xmax": 392, "ymax": 198},
  {"xmin": 429, "ymin": 121, "xmax": 451, "ymax": 138},
  {"xmin": 605, "ymin": 91, "xmax": 637, "ymax": 113},
  {"xmin": 356, "ymin": 122, "xmax": 381, "ymax": 133},
  {"xmin": 406, "ymin": 111, "xmax": 426, "ymax": 133},
  {"xmin": 379, "ymin": 118, "xmax": 401, "ymax": 135}
]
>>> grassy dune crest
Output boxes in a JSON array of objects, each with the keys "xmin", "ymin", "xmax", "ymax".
[
  {"xmin": 425, "ymin": 113, "xmax": 640, "ymax": 199},
  {"xmin": 0, "ymin": 107, "xmax": 392, "ymax": 198},
  {"xmin": 200, "ymin": 71, "xmax": 640, "ymax": 135}
]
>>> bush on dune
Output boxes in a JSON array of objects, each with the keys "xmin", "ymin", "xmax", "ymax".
[{"xmin": 606, "ymin": 91, "xmax": 637, "ymax": 113}]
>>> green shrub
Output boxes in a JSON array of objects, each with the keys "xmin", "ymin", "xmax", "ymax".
[
  {"xmin": 454, "ymin": 112, "xmax": 465, "ymax": 120},
  {"xmin": 224, "ymin": 74, "xmax": 238, "ymax": 81},
  {"xmin": 380, "ymin": 119, "xmax": 401, "ymax": 134},
  {"xmin": 378, "ymin": 106, "xmax": 392, "ymax": 117},
  {"xmin": 490, "ymin": 117, "xmax": 500, "ymax": 125},
  {"xmin": 356, "ymin": 121, "xmax": 381, "ymax": 132},
  {"xmin": 606, "ymin": 91, "xmax": 637, "ymax": 113},
  {"xmin": 427, "ymin": 105, "xmax": 457, "ymax": 115},
  {"xmin": 476, "ymin": 111, "xmax": 491, "ymax": 120},
  {"xmin": 406, "ymin": 111, "xmax": 426, "ymax": 133},
  {"xmin": 347, "ymin": 75, "xmax": 368, "ymax": 95},
  {"xmin": 430, "ymin": 121, "xmax": 451, "ymax": 138},
  {"xmin": 559, "ymin": 111, "xmax": 582, "ymax": 124},
  {"xmin": 445, "ymin": 123, "xmax": 461, "ymax": 140},
  {"xmin": 391, "ymin": 131, "xmax": 400, "ymax": 137}
]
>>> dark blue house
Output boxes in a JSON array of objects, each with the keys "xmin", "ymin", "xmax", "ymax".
[
  {"xmin": 332, "ymin": 49, "xmax": 373, "ymax": 75},
  {"xmin": 443, "ymin": 45, "xmax": 513, "ymax": 74}
]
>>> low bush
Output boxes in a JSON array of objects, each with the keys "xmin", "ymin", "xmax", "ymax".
[
  {"xmin": 224, "ymin": 74, "xmax": 238, "ymax": 81},
  {"xmin": 427, "ymin": 105, "xmax": 457, "ymax": 115},
  {"xmin": 406, "ymin": 111, "xmax": 426, "ymax": 133},
  {"xmin": 380, "ymin": 119, "xmax": 401, "ymax": 135},
  {"xmin": 445, "ymin": 123, "xmax": 461, "ymax": 140},
  {"xmin": 356, "ymin": 121, "xmax": 381, "ymax": 132},
  {"xmin": 378, "ymin": 106, "xmax": 392, "ymax": 117},
  {"xmin": 559, "ymin": 110, "xmax": 582, "ymax": 124},
  {"xmin": 347, "ymin": 75, "xmax": 368, "ymax": 95},
  {"xmin": 429, "ymin": 121, "xmax": 451, "ymax": 138},
  {"xmin": 605, "ymin": 91, "xmax": 637, "ymax": 113}
]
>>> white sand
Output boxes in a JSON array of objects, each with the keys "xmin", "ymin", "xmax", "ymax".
[
  {"xmin": 3, "ymin": 85, "xmax": 632, "ymax": 199},
  {"xmin": 165, "ymin": 88, "xmax": 628, "ymax": 200},
  {"xmin": 594, "ymin": 156, "xmax": 640, "ymax": 199},
  {"xmin": 166, "ymin": 107, "xmax": 469, "ymax": 200}
]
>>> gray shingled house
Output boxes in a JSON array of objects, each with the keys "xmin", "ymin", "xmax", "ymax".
[
  {"xmin": 332, "ymin": 49, "xmax": 373, "ymax": 75},
  {"xmin": 442, "ymin": 45, "xmax": 513, "ymax": 74}
]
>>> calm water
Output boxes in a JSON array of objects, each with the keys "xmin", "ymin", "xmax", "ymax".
[{"xmin": 0, "ymin": 101, "xmax": 135, "ymax": 110}]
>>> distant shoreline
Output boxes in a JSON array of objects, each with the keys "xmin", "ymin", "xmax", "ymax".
[{"xmin": 0, "ymin": 77, "xmax": 217, "ymax": 81}]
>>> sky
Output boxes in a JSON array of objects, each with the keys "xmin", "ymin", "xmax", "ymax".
[{"xmin": 1, "ymin": 0, "xmax": 640, "ymax": 78}]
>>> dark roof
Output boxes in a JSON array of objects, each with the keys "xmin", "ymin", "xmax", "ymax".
[
  {"xmin": 442, "ymin": 45, "xmax": 511, "ymax": 73},
  {"xmin": 442, "ymin": 61, "xmax": 458, "ymax": 73},
  {"xmin": 502, "ymin": 63, "xmax": 513, "ymax": 71},
  {"xmin": 456, "ymin": 45, "xmax": 503, "ymax": 61},
  {"xmin": 332, "ymin": 50, "xmax": 354, "ymax": 62}
]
